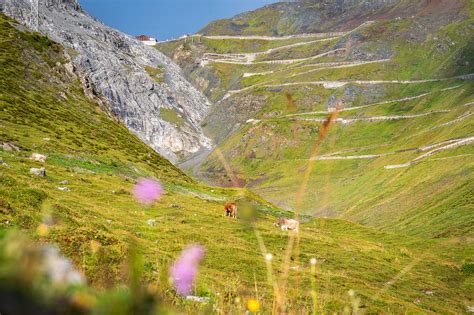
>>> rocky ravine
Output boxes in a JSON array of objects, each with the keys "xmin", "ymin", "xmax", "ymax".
[{"xmin": 3, "ymin": 0, "xmax": 212, "ymax": 162}]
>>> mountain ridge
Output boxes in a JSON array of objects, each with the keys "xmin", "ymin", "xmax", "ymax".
[
  {"xmin": 199, "ymin": 0, "xmax": 468, "ymax": 36},
  {"xmin": 3, "ymin": 0, "xmax": 213, "ymax": 163}
]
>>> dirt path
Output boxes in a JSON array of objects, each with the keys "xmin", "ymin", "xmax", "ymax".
[
  {"xmin": 384, "ymin": 136, "xmax": 474, "ymax": 169},
  {"xmin": 285, "ymin": 92, "xmax": 431, "ymax": 117},
  {"xmin": 243, "ymin": 70, "xmax": 276, "ymax": 78},
  {"xmin": 201, "ymin": 22, "xmax": 376, "ymax": 66},
  {"xmin": 242, "ymin": 60, "xmax": 387, "ymax": 78},
  {"xmin": 205, "ymin": 48, "xmax": 346, "ymax": 66},
  {"xmin": 311, "ymin": 153, "xmax": 390, "ymax": 161},
  {"xmin": 337, "ymin": 86, "xmax": 462, "ymax": 112},
  {"xmin": 296, "ymin": 110, "xmax": 450, "ymax": 123},
  {"xmin": 203, "ymin": 37, "xmax": 339, "ymax": 64},
  {"xmin": 223, "ymin": 75, "xmax": 471, "ymax": 100},
  {"xmin": 320, "ymin": 144, "xmax": 389, "ymax": 157},
  {"xmin": 248, "ymin": 110, "xmax": 452, "ymax": 126},
  {"xmin": 419, "ymin": 138, "xmax": 467, "ymax": 151},
  {"xmin": 431, "ymin": 111, "xmax": 473, "ymax": 129},
  {"xmin": 267, "ymin": 75, "xmax": 469, "ymax": 88},
  {"xmin": 306, "ymin": 136, "xmax": 473, "ymax": 164},
  {"xmin": 201, "ymin": 32, "xmax": 345, "ymax": 41},
  {"xmin": 200, "ymin": 21, "xmax": 374, "ymax": 41},
  {"xmin": 289, "ymin": 59, "xmax": 391, "ymax": 78}
]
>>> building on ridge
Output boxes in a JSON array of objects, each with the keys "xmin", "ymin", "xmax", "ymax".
[{"xmin": 135, "ymin": 35, "xmax": 157, "ymax": 46}]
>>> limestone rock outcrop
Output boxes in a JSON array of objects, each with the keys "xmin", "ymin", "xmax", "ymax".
[{"xmin": 3, "ymin": 0, "xmax": 213, "ymax": 162}]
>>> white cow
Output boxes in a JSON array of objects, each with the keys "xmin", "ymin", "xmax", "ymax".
[{"xmin": 274, "ymin": 217, "xmax": 300, "ymax": 232}]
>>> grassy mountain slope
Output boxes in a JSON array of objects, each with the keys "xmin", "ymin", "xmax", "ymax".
[
  {"xmin": 157, "ymin": 1, "xmax": 474, "ymax": 240},
  {"xmin": 199, "ymin": 0, "xmax": 468, "ymax": 36},
  {"xmin": 1, "ymin": 10, "xmax": 473, "ymax": 314},
  {"xmin": 0, "ymin": 6, "xmax": 474, "ymax": 313}
]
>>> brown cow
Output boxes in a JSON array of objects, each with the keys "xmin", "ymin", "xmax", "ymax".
[{"xmin": 224, "ymin": 202, "xmax": 237, "ymax": 218}]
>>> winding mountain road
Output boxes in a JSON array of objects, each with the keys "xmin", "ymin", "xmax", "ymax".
[
  {"xmin": 200, "ymin": 22, "xmax": 374, "ymax": 41},
  {"xmin": 432, "ymin": 111, "xmax": 473, "ymax": 129},
  {"xmin": 242, "ymin": 60, "xmax": 389, "ymax": 78},
  {"xmin": 384, "ymin": 136, "xmax": 474, "ymax": 169},
  {"xmin": 284, "ymin": 85, "xmax": 463, "ymax": 117},
  {"xmin": 223, "ymin": 75, "xmax": 473, "ymax": 100},
  {"xmin": 295, "ymin": 110, "xmax": 450, "ymax": 123},
  {"xmin": 306, "ymin": 137, "xmax": 474, "ymax": 164},
  {"xmin": 201, "ymin": 22, "xmax": 375, "ymax": 66},
  {"xmin": 204, "ymin": 48, "xmax": 346, "ymax": 66},
  {"xmin": 200, "ymin": 32, "xmax": 345, "ymax": 41},
  {"xmin": 289, "ymin": 59, "xmax": 391, "ymax": 78},
  {"xmin": 203, "ymin": 37, "xmax": 340, "ymax": 64}
]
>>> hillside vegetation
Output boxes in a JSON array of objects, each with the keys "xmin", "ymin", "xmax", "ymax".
[
  {"xmin": 199, "ymin": 0, "xmax": 468, "ymax": 36},
  {"xmin": 158, "ymin": 0, "xmax": 474, "ymax": 240},
  {"xmin": 1, "ymin": 1, "xmax": 473, "ymax": 313},
  {"xmin": 158, "ymin": 2, "xmax": 474, "ymax": 311}
]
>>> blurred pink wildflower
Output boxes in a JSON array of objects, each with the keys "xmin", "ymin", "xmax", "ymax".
[
  {"xmin": 171, "ymin": 245, "xmax": 205, "ymax": 296},
  {"xmin": 132, "ymin": 178, "xmax": 163, "ymax": 204}
]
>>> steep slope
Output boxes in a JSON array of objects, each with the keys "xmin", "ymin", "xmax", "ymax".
[
  {"xmin": 200, "ymin": 0, "xmax": 467, "ymax": 36},
  {"xmin": 1, "ymin": 13, "xmax": 473, "ymax": 314},
  {"xmin": 3, "ymin": 0, "xmax": 212, "ymax": 162},
  {"xmin": 157, "ymin": 1, "xmax": 474, "ymax": 238}
]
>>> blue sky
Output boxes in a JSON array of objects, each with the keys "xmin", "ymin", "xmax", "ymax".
[{"xmin": 79, "ymin": 0, "xmax": 279, "ymax": 40}]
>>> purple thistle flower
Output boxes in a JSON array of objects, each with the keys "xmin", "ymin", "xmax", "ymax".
[
  {"xmin": 133, "ymin": 178, "xmax": 163, "ymax": 205},
  {"xmin": 171, "ymin": 245, "xmax": 205, "ymax": 296}
]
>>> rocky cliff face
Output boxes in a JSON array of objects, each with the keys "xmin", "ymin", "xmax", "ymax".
[{"xmin": 3, "ymin": 0, "xmax": 213, "ymax": 162}]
